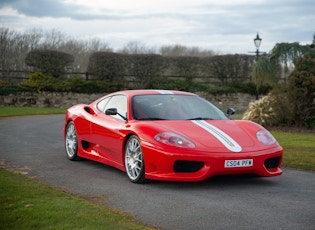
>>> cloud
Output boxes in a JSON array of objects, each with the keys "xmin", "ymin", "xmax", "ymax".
[
  {"xmin": 0, "ymin": 0, "xmax": 314, "ymax": 53},
  {"xmin": 1, "ymin": 0, "xmax": 66, "ymax": 17}
]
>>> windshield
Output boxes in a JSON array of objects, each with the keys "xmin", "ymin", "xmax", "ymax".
[{"xmin": 132, "ymin": 94, "xmax": 228, "ymax": 120}]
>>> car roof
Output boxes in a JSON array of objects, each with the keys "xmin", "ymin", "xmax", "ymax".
[{"xmin": 113, "ymin": 89, "xmax": 196, "ymax": 97}]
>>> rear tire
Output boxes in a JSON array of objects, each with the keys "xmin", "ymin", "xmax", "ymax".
[
  {"xmin": 124, "ymin": 135, "xmax": 146, "ymax": 183},
  {"xmin": 65, "ymin": 121, "xmax": 80, "ymax": 161}
]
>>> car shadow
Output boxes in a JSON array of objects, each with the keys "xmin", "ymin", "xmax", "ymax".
[
  {"xmin": 74, "ymin": 158, "xmax": 280, "ymax": 190},
  {"xmin": 147, "ymin": 173, "xmax": 280, "ymax": 190}
]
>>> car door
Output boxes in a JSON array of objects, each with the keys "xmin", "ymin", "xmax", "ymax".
[{"xmin": 90, "ymin": 95, "xmax": 128, "ymax": 165}]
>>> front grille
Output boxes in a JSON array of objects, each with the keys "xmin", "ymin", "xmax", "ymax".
[
  {"xmin": 174, "ymin": 160, "xmax": 204, "ymax": 173},
  {"xmin": 264, "ymin": 156, "xmax": 281, "ymax": 169}
]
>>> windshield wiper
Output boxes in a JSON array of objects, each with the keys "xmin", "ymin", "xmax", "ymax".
[{"xmin": 187, "ymin": 117, "xmax": 214, "ymax": 120}]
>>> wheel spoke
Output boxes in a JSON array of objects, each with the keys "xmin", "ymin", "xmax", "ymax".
[
  {"xmin": 135, "ymin": 152, "xmax": 142, "ymax": 161},
  {"xmin": 134, "ymin": 145, "xmax": 140, "ymax": 152}
]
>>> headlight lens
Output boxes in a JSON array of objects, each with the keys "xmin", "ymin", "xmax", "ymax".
[
  {"xmin": 154, "ymin": 132, "xmax": 195, "ymax": 148},
  {"xmin": 256, "ymin": 130, "xmax": 276, "ymax": 145}
]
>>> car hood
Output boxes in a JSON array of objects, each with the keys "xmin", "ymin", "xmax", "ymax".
[{"xmin": 141, "ymin": 120, "xmax": 264, "ymax": 153}]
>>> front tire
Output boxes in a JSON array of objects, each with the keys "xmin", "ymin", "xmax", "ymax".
[
  {"xmin": 65, "ymin": 121, "xmax": 80, "ymax": 160},
  {"xmin": 125, "ymin": 135, "xmax": 146, "ymax": 183}
]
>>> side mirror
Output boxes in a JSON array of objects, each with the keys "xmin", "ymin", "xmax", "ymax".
[
  {"xmin": 105, "ymin": 108, "xmax": 127, "ymax": 121},
  {"xmin": 226, "ymin": 108, "xmax": 235, "ymax": 118},
  {"xmin": 105, "ymin": 108, "xmax": 117, "ymax": 115}
]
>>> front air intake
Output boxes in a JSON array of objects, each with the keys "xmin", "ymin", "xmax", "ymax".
[
  {"xmin": 264, "ymin": 156, "xmax": 281, "ymax": 169},
  {"xmin": 174, "ymin": 160, "xmax": 204, "ymax": 173}
]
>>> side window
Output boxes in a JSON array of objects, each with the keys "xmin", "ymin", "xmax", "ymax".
[
  {"xmin": 97, "ymin": 97, "xmax": 110, "ymax": 112},
  {"xmin": 104, "ymin": 95, "xmax": 127, "ymax": 120}
]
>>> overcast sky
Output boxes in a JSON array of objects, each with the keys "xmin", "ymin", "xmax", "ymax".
[{"xmin": 1, "ymin": 0, "xmax": 314, "ymax": 54}]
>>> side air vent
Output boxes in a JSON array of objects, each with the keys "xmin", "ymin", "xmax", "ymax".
[
  {"xmin": 81, "ymin": 140, "xmax": 90, "ymax": 150},
  {"xmin": 84, "ymin": 106, "xmax": 95, "ymax": 115}
]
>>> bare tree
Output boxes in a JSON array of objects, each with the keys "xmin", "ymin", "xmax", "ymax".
[
  {"xmin": 0, "ymin": 27, "xmax": 15, "ymax": 81},
  {"xmin": 118, "ymin": 41, "xmax": 156, "ymax": 54},
  {"xmin": 0, "ymin": 27, "xmax": 43, "ymax": 81},
  {"xmin": 41, "ymin": 29, "xmax": 67, "ymax": 49},
  {"xmin": 160, "ymin": 44, "xmax": 215, "ymax": 57},
  {"xmin": 58, "ymin": 38, "xmax": 111, "ymax": 73}
]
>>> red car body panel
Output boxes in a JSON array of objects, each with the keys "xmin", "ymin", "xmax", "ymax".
[{"xmin": 64, "ymin": 90, "xmax": 283, "ymax": 182}]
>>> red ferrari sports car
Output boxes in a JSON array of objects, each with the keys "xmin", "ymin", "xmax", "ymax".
[{"xmin": 64, "ymin": 89, "xmax": 282, "ymax": 183}]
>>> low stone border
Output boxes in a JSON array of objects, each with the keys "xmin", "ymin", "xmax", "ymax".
[{"xmin": 0, "ymin": 91, "xmax": 254, "ymax": 112}]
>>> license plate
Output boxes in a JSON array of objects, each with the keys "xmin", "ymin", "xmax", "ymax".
[{"xmin": 224, "ymin": 159, "xmax": 253, "ymax": 168}]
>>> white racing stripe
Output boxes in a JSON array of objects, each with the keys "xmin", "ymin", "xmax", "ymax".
[{"xmin": 192, "ymin": 120, "xmax": 242, "ymax": 152}]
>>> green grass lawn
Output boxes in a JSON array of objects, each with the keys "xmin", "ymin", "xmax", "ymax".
[
  {"xmin": 0, "ymin": 106, "xmax": 66, "ymax": 117},
  {"xmin": 0, "ymin": 169, "xmax": 153, "ymax": 230},
  {"xmin": 272, "ymin": 131, "xmax": 315, "ymax": 171}
]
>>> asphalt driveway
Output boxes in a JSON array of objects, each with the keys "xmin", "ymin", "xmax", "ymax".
[{"xmin": 0, "ymin": 114, "xmax": 314, "ymax": 230}]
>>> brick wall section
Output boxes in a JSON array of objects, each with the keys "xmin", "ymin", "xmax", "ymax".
[{"xmin": 0, "ymin": 91, "xmax": 255, "ymax": 112}]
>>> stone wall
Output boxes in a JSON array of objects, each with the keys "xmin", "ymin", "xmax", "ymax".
[
  {"xmin": 0, "ymin": 91, "xmax": 255, "ymax": 112},
  {"xmin": 0, "ymin": 92, "xmax": 104, "ymax": 109}
]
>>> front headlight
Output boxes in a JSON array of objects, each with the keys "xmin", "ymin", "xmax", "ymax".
[
  {"xmin": 256, "ymin": 129, "xmax": 276, "ymax": 145},
  {"xmin": 154, "ymin": 132, "xmax": 195, "ymax": 148}
]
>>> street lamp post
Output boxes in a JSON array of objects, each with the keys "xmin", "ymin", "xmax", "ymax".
[
  {"xmin": 254, "ymin": 33, "xmax": 262, "ymax": 61},
  {"xmin": 249, "ymin": 33, "xmax": 266, "ymax": 100}
]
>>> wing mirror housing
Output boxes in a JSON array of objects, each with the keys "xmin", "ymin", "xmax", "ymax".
[
  {"xmin": 226, "ymin": 108, "xmax": 235, "ymax": 118},
  {"xmin": 105, "ymin": 108, "xmax": 127, "ymax": 121},
  {"xmin": 105, "ymin": 108, "xmax": 118, "ymax": 115}
]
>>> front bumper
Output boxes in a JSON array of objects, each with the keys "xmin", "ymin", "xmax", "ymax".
[{"xmin": 141, "ymin": 144, "xmax": 283, "ymax": 182}]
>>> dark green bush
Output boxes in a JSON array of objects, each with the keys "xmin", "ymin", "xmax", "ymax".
[
  {"xmin": 149, "ymin": 79, "xmax": 253, "ymax": 94},
  {"xmin": 244, "ymin": 52, "xmax": 315, "ymax": 129},
  {"xmin": 3, "ymin": 73, "xmax": 122, "ymax": 94},
  {"xmin": 2, "ymin": 73, "xmax": 266, "ymax": 96},
  {"xmin": 0, "ymin": 82, "xmax": 21, "ymax": 95},
  {"xmin": 25, "ymin": 49, "xmax": 74, "ymax": 78},
  {"xmin": 18, "ymin": 72, "xmax": 62, "ymax": 92},
  {"xmin": 285, "ymin": 52, "xmax": 315, "ymax": 128},
  {"xmin": 149, "ymin": 79, "xmax": 213, "ymax": 92},
  {"xmin": 206, "ymin": 86, "xmax": 238, "ymax": 94},
  {"xmin": 64, "ymin": 77, "xmax": 123, "ymax": 94},
  {"xmin": 87, "ymin": 52, "xmax": 125, "ymax": 81}
]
